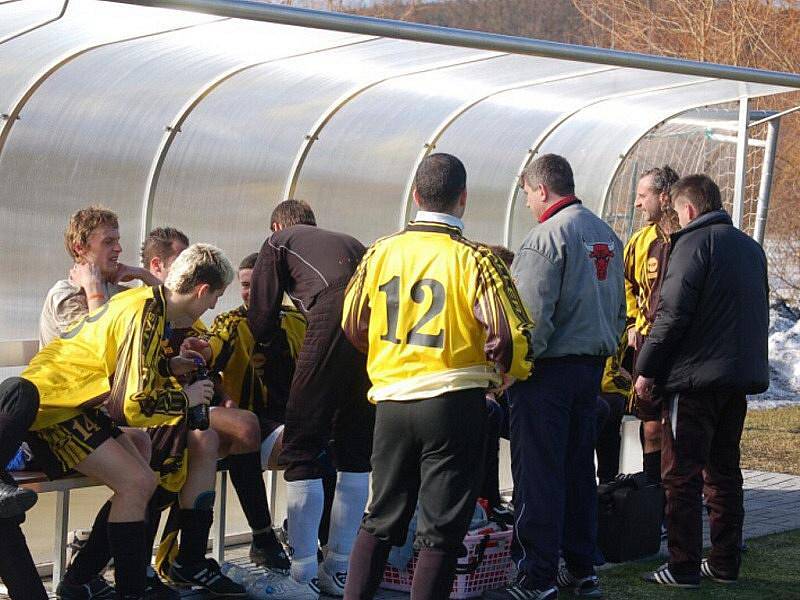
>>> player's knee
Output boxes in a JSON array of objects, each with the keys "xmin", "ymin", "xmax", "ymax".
[
  {"xmin": 241, "ymin": 412, "xmax": 261, "ymax": 451},
  {"xmin": 126, "ymin": 428, "xmax": 152, "ymax": 462},
  {"xmin": 122, "ymin": 467, "xmax": 158, "ymax": 504},
  {"xmin": 188, "ymin": 428, "xmax": 220, "ymax": 459}
]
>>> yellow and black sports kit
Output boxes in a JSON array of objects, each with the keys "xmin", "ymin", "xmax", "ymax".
[
  {"xmin": 624, "ymin": 222, "xmax": 671, "ymax": 419},
  {"xmin": 21, "ymin": 285, "xmax": 188, "ymax": 479}
]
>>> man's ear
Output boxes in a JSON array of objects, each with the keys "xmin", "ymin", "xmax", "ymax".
[
  {"xmin": 538, "ymin": 182, "xmax": 548, "ymax": 200},
  {"xmin": 412, "ymin": 187, "xmax": 422, "ymax": 208},
  {"xmin": 195, "ymin": 282, "xmax": 211, "ymax": 298}
]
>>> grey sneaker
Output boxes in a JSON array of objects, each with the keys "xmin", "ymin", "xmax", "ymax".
[{"xmin": 316, "ymin": 562, "xmax": 346, "ymax": 597}]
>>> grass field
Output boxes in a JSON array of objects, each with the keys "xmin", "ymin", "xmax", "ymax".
[
  {"xmin": 600, "ymin": 529, "xmax": 800, "ymax": 599},
  {"xmin": 741, "ymin": 405, "xmax": 800, "ymax": 475}
]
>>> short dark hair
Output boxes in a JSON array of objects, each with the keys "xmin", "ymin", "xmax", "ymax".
[
  {"xmin": 641, "ymin": 165, "xmax": 680, "ymax": 196},
  {"xmin": 239, "ymin": 252, "xmax": 259, "ymax": 271},
  {"xmin": 671, "ymin": 174, "xmax": 723, "ymax": 216},
  {"xmin": 487, "ymin": 245, "xmax": 515, "ymax": 267},
  {"xmin": 413, "ymin": 153, "xmax": 467, "ymax": 213},
  {"xmin": 140, "ymin": 227, "xmax": 189, "ymax": 267},
  {"xmin": 523, "ymin": 154, "xmax": 575, "ymax": 197},
  {"xmin": 271, "ymin": 199, "xmax": 316, "ymax": 229}
]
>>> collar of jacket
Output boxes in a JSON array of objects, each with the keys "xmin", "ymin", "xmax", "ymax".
[
  {"xmin": 539, "ymin": 195, "xmax": 581, "ymax": 223},
  {"xmin": 406, "ymin": 220, "xmax": 463, "ymax": 236},
  {"xmin": 671, "ymin": 209, "xmax": 732, "ymax": 243}
]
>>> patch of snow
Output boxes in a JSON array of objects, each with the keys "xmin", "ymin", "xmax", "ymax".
[{"xmin": 749, "ymin": 301, "xmax": 800, "ymax": 410}]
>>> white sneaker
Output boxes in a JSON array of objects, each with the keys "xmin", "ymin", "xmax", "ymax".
[
  {"xmin": 248, "ymin": 570, "xmax": 320, "ymax": 600},
  {"xmin": 316, "ymin": 562, "xmax": 346, "ymax": 597}
]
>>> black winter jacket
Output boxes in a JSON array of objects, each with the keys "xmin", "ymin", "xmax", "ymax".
[{"xmin": 636, "ymin": 210, "xmax": 769, "ymax": 394}]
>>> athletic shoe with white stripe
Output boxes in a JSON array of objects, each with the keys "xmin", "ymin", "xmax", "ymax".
[
  {"xmin": 169, "ymin": 558, "xmax": 248, "ymax": 597},
  {"xmin": 555, "ymin": 564, "xmax": 603, "ymax": 597},
  {"xmin": 700, "ymin": 558, "xmax": 737, "ymax": 584},
  {"xmin": 642, "ymin": 564, "xmax": 700, "ymax": 588},
  {"xmin": 482, "ymin": 574, "xmax": 558, "ymax": 599}
]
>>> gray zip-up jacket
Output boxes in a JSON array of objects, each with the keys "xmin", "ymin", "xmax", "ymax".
[{"xmin": 512, "ymin": 201, "xmax": 626, "ymax": 359}]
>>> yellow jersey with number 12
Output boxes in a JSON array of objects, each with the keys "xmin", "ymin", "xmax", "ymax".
[{"xmin": 342, "ymin": 221, "xmax": 534, "ymax": 402}]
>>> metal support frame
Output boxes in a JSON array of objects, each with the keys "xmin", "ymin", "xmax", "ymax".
[
  {"xmin": 212, "ymin": 470, "xmax": 227, "ymax": 564},
  {"xmin": 732, "ymin": 97, "xmax": 750, "ymax": 229},
  {"xmin": 52, "ymin": 490, "xmax": 70, "ymax": 588},
  {"xmin": 0, "ymin": 0, "xmax": 69, "ymax": 45},
  {"xmin": 102, "ymin": 0, "xmax": 800, "ymax": 90},
  {"xmin": 625, "ymin": 161, "xmax": 639, "ymax": 240},
  {"xmin": 753, "ymin": 118, "xmax": 781, "ymax": 245}
]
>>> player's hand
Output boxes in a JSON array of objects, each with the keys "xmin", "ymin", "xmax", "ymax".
[
  {"xmin": 70, "ymin": 262, "xmax": 103, "ymax": 294},
  {"xmin": 627, "ymin": 328, "xmax": 639, "ymax": 350},
  {"xmin": 181, "ymin": 337, "xmax": 212, "ymax": 363},
  {"xmin": 488, "ymin": 373, "xmax": 515, "ymax": 397},
  {"xmin": 185, "ymin": 379, "xmax": 214, "ymax": 408},
  {"xmin": 169, "ymin": 355, "xmax": 201, "ymax": 377},
  {"xmin": 634, "ymin": 375, "xmax": 655, "ymax": 402},
  {"xmin": 111, "ymin": 263, "xmax": 160, "ymax": 286}
]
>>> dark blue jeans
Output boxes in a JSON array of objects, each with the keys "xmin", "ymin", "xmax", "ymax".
[{"xmin": 508, "ymin": 358, "xmax": 604, "ymax": 588}]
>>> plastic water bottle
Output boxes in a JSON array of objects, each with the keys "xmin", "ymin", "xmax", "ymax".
[{"xmin": 220, "ymin": 562, "xmax": 257, "ymax": 587}]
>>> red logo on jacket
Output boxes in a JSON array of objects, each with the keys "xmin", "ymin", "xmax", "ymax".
[{"xmin": 583, "ymin": 239, "xmax": 615, "ymax": 281}]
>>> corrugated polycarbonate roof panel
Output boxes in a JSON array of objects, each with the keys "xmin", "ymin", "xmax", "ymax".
[
  {"xmin": 429, "ymin": 68, "xmax": 707, "ymax": 245},
  {"xmin": 151, "ymin": 38, "xmax": 494, "ymax": 281},
  {"xmin": 291, "ymin": 53, "xmax": 608, "ymax": 243},
  {"xmin": 0, "ymin": 16, "xmax": 360, "ymax": 338},
  {"xmin": 0, "ymin": 0, "xmax": 214, "ymax": 115},
  {"xmin": 0, "ymin": 0, "xmax": 65, "ymax": 40},
  {"xmin": 0, "ymin": 0, "xmax": 796, "ymax": 342},
  {"xmin": 506, "ymin": 79, "xmax": 788, "ymax": 246}
]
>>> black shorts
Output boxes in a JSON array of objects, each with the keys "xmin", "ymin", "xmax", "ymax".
[{"xmin": 27, "ymin": 409, "xmax": 123, "ymax": 480}]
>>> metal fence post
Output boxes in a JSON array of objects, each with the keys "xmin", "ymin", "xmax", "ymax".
[{"xmin": 753, "ymin": 118, "xmax": 781, "ymax": 245}]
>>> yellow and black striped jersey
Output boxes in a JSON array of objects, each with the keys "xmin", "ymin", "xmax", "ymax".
[
  {"xmin": 23, "ymin": 285, "xmax": 187, "ymax": 431},
  {"xmin": 342, "ymin": 221, "xmax": 534, "ymax": 402},
  {"xmin": 624, "ymin": 223, "xmax": 671, "ymax": 336},
  {"xmin": 208, "ymin": 304, "xmax": 306, "ymax": 416},
  {"xmin": 600, "ymin": 333, "xmax": 631, "ymax": 397}
]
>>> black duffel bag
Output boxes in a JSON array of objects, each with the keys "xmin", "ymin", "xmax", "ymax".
[{"xmin": 597, "ymin": 472, "xmax": 664, "ymax": 563}]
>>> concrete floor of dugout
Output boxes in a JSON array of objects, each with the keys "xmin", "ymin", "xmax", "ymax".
[{"xmin": 4, "ymin": 468, "xmax": 798, "ymax": 598}]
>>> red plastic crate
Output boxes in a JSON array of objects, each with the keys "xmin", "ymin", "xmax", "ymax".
[{"xmin": 381, "ymin": 528, "xmax": 515, "ymax": 599}]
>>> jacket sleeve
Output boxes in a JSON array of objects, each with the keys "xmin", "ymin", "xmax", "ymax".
[
  {"xmin": 474, "ymin": 250, "xmax": 534, "ymax": 380},
  {"xmin": 341, "ymin": 248, "xmax": 374, "ymax": 354},
  {"xmin": 623, "ymin": 236, "xmax": 640, "ymax": 331},
  {"xmin": 635, "ymin": 238, "xmax": 707, "ymax": 379},
  {"xmin": 511, "ymin": 245, "xmax": 562, "ymax": 358},
  {"xmin": 248, "ymin": 237, "xmax": 286, "ymax": 346}
]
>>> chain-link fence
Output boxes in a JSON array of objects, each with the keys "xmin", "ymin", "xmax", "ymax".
[
  {"xmin": 604, "ymin": 103, "xmax": 766, "ymax": 239},
  {"xmin": 602, "ymin": 103, "xmax": 798, "ymax": 304}
]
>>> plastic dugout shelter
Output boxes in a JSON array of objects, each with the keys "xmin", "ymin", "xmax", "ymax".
[{"xmin": 2, "ymin": 0, "xmax": 800, "ymax": 368}]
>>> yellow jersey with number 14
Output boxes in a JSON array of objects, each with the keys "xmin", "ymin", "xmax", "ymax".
[{"xmin": 342, "ymin": 221, "xmax": 534, "ymax": 402}]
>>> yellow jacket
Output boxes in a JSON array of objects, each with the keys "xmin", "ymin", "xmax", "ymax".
[
  {"xmin": 209, "ymin": 304, "xmax": 306, "ymax": 414},
  {"xmin": 342, "ymin": 220, "xmax": 534, "ymax": 402},
  {"xmin": 624, "ymin": 223, "xmax": 671, "ymax": 336},
  {"xmin": 24, "ymin": 286, "xmax": 187, "ymax": 431}
]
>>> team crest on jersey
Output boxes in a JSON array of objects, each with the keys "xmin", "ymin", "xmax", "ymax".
[{"xmin": 583, "ymin": 238, "xmax": 615, "ymax": 281}]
